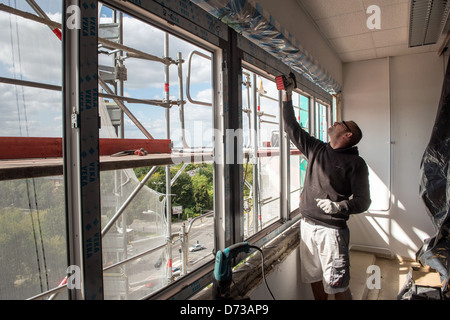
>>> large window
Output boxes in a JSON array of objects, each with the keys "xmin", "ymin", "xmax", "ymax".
[
  {"xmin": 98, "ymin": 4, "xmax": 215, "ymax": 299},
  {"xmin": 0, "ymin": 1, "xmax": 216, "ymax": 300},
  {"xmin": 289, "ymin": 92, "xmax": 310, "ymax": 213},
  {"xmin": 240, "ymin": 70, "xmax": 317, "ymax": 237},
  {"xmin": 315, "ymin": 101, "xmax": 330, "ymax": 142},
  {"xmin": 0, "ymin": 0, "xmax": 65, "ymax": 300},
  {"xmin": 241, "ymin": 69, "xmax": 282, "ymax": 238},
  {"xmin": 0, "ymin": 0, "xmax": 334, "ymax": 300}
]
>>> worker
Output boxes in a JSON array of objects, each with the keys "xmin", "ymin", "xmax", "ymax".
[{"xmin": 282, "ymin": 86, "xmax": 371, "ymax": 300}]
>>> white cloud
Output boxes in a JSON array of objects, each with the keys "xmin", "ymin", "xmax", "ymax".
[
  {"xmin": 0, "ymin": 3, "xmax": 214, "ymax": 140},
  {"xmin": 0, "ymin": 83, "xmax": 61, "ymax": 137},
  {"xmin": 0, "ymin": 11, "xmax": 62, "ymax": 84},
  {"xmin": 114, "ymin": 15, "xmax": 212, "ymax": 91},
  {"xmin": 187, "ymin": 53, "xmax": 213, "ymax": 85}
]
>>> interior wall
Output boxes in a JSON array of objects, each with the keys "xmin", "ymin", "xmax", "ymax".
[
  {"xmin": 256, "ymin": 0, "xmax": 343, "ymax": 86},
  {"xmin": 343, "ymin": 52, "xmax": 446, "ymax": 260},
  {"xmin": 249, "ymin": 247, "xmax": 314, "ymax": 299}
]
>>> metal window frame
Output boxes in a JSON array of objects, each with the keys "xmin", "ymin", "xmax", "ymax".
[
  {"xmin": 222, "ymin": 28, "xmax": 244, "ymax": 247},
  {"xmin": 314, "ymin": 100, "xmax": 332, "ymax": 143},
  {"xmin": 240, "ymin": 63, "xmax": 294, "ymax": 228},
  {"xmin": 99, "ymin": 0, "xmax": 233, "ymax": 298},
  {"xmin": 63, "ymin": 0, "xmax": 103, "ymax": 300},
  {"xmin": 62, "ymin": 0, "xmax": 332, "ymax": 300}
]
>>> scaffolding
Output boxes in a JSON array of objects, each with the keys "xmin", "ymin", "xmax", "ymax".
[{"xmin": 0, "ymin": 0, "xmax": 330, "ymax": 300}]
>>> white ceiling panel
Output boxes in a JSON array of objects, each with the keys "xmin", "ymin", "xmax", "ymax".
[
  {"xmin": 296, "ymin": 0, "xmax": 447, "ymax": 62},
  {"xmin": 300, "ymin": 0, "xmax": 364, "ymax": 19},
  {"xmin": 372, "ymin": 27, "xmax": 408, "ymax": 47},
  {"xmin": 339, "ymin": 48, "xmax": 377, "ymax": 62},
  {"xmin": 315, "ymin": 12, "xmax": 369, "ymax": 39},
  {"xmin": 329, "ymin": 33, "xmax": 374, "ymax": 53}
]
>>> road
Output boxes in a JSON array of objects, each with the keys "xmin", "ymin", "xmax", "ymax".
[{"xmin": 102, "ymin": 214, "xmax": 215, "ymax": 299}]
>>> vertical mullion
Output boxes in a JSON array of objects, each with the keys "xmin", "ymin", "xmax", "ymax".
[
  {"xmin": 218, "ymin": 28, "xmax": 243, "ymax": 249},
  {"xmin": 63, "ymin": 0, "xmax": 103, "ymax": 300},
  {"xmin": 279, "ymin": 90, "xmax": 289, "ymax": 222}
]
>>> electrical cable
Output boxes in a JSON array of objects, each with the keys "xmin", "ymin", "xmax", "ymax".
[
  {"xmin": 9, "ymin": 0, "xmax": 44, "ymax": 291},
  {"xmin": 9, "ymin": 0, "xmax": 50, "ymax": 291},
  {"xmin": 31, "ymin": 178, "xmax": 49, "ymax": 291},
  {"xmin": 249, "ymin": 245, "xmax": 275, "ymax": 300}
]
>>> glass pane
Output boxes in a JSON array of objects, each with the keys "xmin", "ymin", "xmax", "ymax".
[
  {"xmin": 101, "ymin": 168, "xmax": 168, "ymax": 298},
  {"xmin": 289, "ymin": 93, "xmax": 309, "ymax": 213},
  {"xmin": 315, "ymin": 102, "xmax": 328, "ymax": 142},
  {"xmin": 99, "ymin": 2, "xmax": 215, "ymax": 298},
  {"xmin": 0, "ymin": 0, "xmax": 62, "ymax": 138},
  {"xmin": 242, "ymin": 70, "xmax": 280, "ymax": 238},
  {"xmin": 299, "ymin": 94, "xmax": 310, "ymax": 131},
  {"xmin": 259, "ymin": 154, "xmax": 280, "ymax": 228},
  {"xmin": 0, "ymin": 1, "xmax": 66, "ymax": 300},
  {"xmin": 103, "ymin": 247, "xmax": 167, "ymax": 299},
  {"xmin": 0, "ymin": 177, "xmax": 67, "ymax": 300},
  {"xmin": 290, "ymin": 154, "xmax": 301, "ymax": 210}
]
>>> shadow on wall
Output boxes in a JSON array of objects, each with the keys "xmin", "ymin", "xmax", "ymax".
[
  {"xmin": 349, "ymin": 55, "xmax": 449, "ymax": 267},
  {"xmin": 349, "ymin": 164, "xmax": 433, "ymax": 260},
  {"xmin": 348, "ymin": 209, "xmax": 430, "ymax": 260}
]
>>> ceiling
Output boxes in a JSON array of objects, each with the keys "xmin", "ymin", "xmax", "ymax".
[{"xmin": 296, "ymin": 0, "xmax": 447, "ymax": 63}]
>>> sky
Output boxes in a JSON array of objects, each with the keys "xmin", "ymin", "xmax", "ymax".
[{"xmin": 0, "ymin": 0, "xmax": 283, "ymax": 148}]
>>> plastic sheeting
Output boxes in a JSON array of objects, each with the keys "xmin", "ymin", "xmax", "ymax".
[
  {"xmin": 416, "ymin": 56, "xmax": 450, "ymax": 292},
  {"xmin": 99, "ymin": 98, "xmax": 169, "ymax": 299},
  {"xmin": 191, "ymin": 0, "xmax": 342, "ymax": 94}
]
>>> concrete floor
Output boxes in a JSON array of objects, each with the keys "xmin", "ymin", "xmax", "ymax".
[{"xmin": 349, "ymin": 250, "xmax": 418, "ymax": 300}]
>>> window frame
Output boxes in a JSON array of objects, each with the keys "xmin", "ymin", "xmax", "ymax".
[{"xmin": 0, "ymin": 0, "xmax": 336, "ymax": 300}]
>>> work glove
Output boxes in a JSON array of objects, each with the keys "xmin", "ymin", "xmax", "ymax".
[
  {"xmin": 284, "ymin": 72, "xmax": 297, "ymax": 94},
  {"xmin": 316, "ymin": 199, "xmax": 340, "ymax": 214}
]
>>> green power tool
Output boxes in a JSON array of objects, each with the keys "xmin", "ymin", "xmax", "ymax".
[{"xmin": 212, "ymin": 242, "xmax": 252, "ymax": 300}]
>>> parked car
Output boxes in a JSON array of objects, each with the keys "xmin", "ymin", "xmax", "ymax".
[{"xmin": 189, "ymin": 243, "xmax": 205, "ymax": 252}]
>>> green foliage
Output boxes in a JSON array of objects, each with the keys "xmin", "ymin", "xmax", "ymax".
[
  {"xmin": 243, "ymin": 163, "xmax": 253, "ymax": 198},
  {"xmin": 0, "ymin": 179, "xmax": 67, "ymax": 299},
  {"xmin": 134, "ymin": 163, "xmax": 214, "ymax": 220},
  {"xmin": 194, "ymin": 183, "xmax": 210, "ymax": 214}
]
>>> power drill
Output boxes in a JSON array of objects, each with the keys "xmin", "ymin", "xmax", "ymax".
[
  {"xmin": 275, "ymin": 72, "xmax": 297, "ymax": 93},
  {"xmin": 212, "ymin": 242, "xmax": 252, "ymax": 300}
]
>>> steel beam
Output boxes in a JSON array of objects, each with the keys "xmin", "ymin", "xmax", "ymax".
[{"xmin": 221, "ymin": 28, "xmax": 244, "ymax": 247}]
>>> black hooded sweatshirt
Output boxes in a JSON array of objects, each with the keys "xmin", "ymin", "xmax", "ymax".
[{"xmin": 283, "ymin": 100, "xmax": 371, "ymax": 229}]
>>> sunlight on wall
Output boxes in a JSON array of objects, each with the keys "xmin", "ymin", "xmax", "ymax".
[
  {"xmin": 367, "ymin": 166, "xmax": 390, "ymax": 213},
  {"xmin": 350, "ymin": 166, "xmax": 432, "ymax": 259}
]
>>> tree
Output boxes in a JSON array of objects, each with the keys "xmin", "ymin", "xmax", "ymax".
[
  {"xmin": 194, "ymin": 183, "xmax": 210, "ymax": 215},
  {"xmin": 172, "ymin": 172, "xmax": 194, "ymax": 211},
  {"xmin": 134, "ymin": 164, "xmax": 215, "ymax": 220}
]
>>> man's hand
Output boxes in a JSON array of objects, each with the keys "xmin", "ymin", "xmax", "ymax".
[
  {"xmin": 316, "ymin": 199, "xmax": 340, "ymax": 214},
  {"xmin": 284, "ymin": 73, "xmax": 296, "ymax": 94}
]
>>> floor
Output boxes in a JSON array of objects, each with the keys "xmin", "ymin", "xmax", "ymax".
[{"xmin": 348, "ymin": 250, "xmax": 418, "ymax": 300}]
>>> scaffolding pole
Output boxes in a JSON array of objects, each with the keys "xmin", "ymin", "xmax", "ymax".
[{"xmin": 164, "ymin": 32, "xmax": 173, "ymax": 283}]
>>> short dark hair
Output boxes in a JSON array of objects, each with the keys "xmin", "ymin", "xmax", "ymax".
[{"xmin": 348, "ymin": 121, "xmax": 363, "ymax": 146}]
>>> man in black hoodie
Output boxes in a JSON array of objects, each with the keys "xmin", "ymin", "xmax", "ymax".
[{"xmin": 283, "ymin": 87, "xmax": 371, "ymax": 300}]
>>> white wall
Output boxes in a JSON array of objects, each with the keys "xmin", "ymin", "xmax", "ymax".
[
  {"xmin": 256, "ymin": 0, "xmax": 343, "ymax": 86},
  {"xmin": 249, "ymin": 52, "xmax": 446, "ymax": 300},
  {"xmin": 343, "ymin": 52, "xmax": 446, "ymax": 260},
  {"xmin": 249, "ymin": 247, "xmax": 314, "ymax": 300}
]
